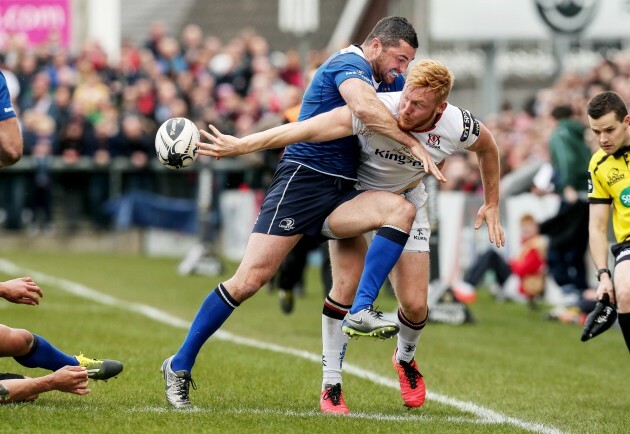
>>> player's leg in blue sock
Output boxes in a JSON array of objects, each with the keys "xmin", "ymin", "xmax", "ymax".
[
  {"xmin": 171, "ymin": 284, "xmax": 240, "ymax": 373},
  {"xmin": 14, "ymin": 334, "xmax": 77, "ymax": 371},
  {"xmin": 350, "ymin": 226, "xmax": 409, "ymax": 314}
]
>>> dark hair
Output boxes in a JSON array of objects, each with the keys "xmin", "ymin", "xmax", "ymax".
[
  {"xmin": 365, "ymin": 16, "xmax": 418, "ymax": 49},
  {"xmin": 587, "ymin": 91, "xmax": 628, "ymax": 122},
  {"xmin": 551, "ymin": 105, "xmax": 573, "ymax": 120}
]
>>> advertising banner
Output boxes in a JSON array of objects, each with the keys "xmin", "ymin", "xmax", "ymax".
[{"xmin": 0, "ymin": 0, "xmax": 71, "ymax": 48}]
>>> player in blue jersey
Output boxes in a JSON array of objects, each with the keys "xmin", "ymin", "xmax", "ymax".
[
  {"xmin": 197, "ymin": 59, "xmax": 504, "ymax": 413},
  {"xmin": 161, "ymin": 16, "xmax": 446, "ymax": 409},
  {"xmin": 0, "ymin": 71, "xmax": 23, "ymax": 168}
]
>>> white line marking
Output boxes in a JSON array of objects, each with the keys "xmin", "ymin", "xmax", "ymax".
[
  {"xmin": 29, "ymin": 404, "xmax": 508, "ymax": 424},
  {"xmin": 0, "ymin": 258, "xmax": 564, "ymax": 434},
  {"xmin": 90, "ymin": 406, "xmax": 538, "ymax": 425}
]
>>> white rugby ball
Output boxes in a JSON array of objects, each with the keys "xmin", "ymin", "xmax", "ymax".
[{"xmin": 155, "ymin": 117, "xmax": 200, "ymax": 169}]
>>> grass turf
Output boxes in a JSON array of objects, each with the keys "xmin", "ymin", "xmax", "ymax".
[{"xmin": 0, "ymin": 250, "xmax": 627, "ymax": 433}]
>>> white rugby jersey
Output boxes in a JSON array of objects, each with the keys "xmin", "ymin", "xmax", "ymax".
[{"xmin": 352, "ymin": 91, "xmax": 480, "ymax": 194}]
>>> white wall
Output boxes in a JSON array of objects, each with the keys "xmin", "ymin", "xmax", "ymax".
[{"xmin": 429, "ymin": 0, "xmax": 630, "ymax": 41}]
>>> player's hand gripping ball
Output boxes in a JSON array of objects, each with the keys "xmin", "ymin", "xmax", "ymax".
[{"xmin": 155, "ymin": 117, "xmax": 199, "ymax": 169}]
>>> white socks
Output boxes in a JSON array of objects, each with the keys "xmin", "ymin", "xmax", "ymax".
[{"xmin": 395, "ymin": 308, "xmax": 427, "ymax": 363}]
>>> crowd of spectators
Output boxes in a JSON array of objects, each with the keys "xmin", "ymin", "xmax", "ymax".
[
  {"xmin": 442, "ymin": 54, "xmax": 630, "ymax": 195},
  {"xmin": 0, "ymin": 23, "xmax": 309, "ymax": 231},
  {"xmin": 0, "ymin": 21, "xmax": 629, "ymax": 234}
]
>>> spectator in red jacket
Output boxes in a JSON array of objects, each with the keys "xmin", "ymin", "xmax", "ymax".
[
  {"xmin": 454, "ymin": 214, "xmax": 547, "ymax": 307},
  {"xmin": 510, "ymin": 214, "xmax": 547, "ymax": 300}
]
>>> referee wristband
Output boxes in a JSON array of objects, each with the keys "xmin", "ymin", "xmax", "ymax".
[{"xmin": 596, "ymin": 268, "xmax": 611, "ymax": 281}]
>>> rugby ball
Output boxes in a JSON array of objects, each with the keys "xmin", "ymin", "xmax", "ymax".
[{"xmin": 155, "ymin": 117, "xmax": 199, "ymax": 169}]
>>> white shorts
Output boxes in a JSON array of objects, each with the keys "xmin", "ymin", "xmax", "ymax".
[
  {"xmin": 401, "ymin": 200, "xmax": 430, "ymax": 252},
  {"xmin": 367, "ymin": 183, "xmax": 431, "ymax": 252},
  {"xmin": 398, "ymin": 183, "xmax": 430, "ymax": 252}
]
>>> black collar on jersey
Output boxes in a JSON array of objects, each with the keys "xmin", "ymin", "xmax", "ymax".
[
  {"xmin": 352, "ymin": 44, "xmax": 364, "ymax": 53},
  {"xmin": 413, "ymin": 112, "xmax": 444, "ymax": 133},
  {"xmin": 612, "ymin": 145, "xmax": 630, "ymax": 158}
]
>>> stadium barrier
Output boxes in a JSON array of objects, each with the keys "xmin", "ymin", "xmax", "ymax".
[{"xmin": 0, "ymin": 156, "xmax": 259, "ymax": 232}]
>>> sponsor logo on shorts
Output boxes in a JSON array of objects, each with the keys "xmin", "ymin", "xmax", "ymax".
[
  {"xmin": 279, "ymin": 218, "xmax": 295, "ymax": 231},
  {"xmin": 413, "ymin": 228, "xmax": 427, "ymax": 241},
  {"xmin": 4, "ymin": 107, "xmax": 14, "ymax": 113},
  {"xmin": 617, "ymin": 248, "xmax": 630, "ymax": 261}
]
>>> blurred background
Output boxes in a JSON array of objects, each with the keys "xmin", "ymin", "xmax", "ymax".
[{"xmin": 1, "ymin": 0, "xmax": 629, "ymax": 319}]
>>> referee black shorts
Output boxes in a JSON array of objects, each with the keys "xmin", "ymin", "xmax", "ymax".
[{"xmin": 611, "ymin": 240, "xmax": 630, "ymax": 266}]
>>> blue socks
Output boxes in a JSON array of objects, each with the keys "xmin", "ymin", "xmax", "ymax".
[
  {"xmin": 350, "ymin": 226, "xmax": 409, "ymax": 314},
  {"xmin": 171, "ymin": 284, "xmax": 240, "ymax": 373},
  {"xmin": 14, "ymin": 334, "xmax": 78, "ymax": 371}
]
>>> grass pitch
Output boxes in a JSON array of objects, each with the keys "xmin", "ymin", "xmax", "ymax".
[{"xmin": 0, "ymin": 250, "xmax": 627, "ymax": 433}]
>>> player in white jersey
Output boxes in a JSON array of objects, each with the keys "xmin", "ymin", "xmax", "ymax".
[{"xmin": 196, "ymin": 59, "xmax": 504, "ymax": 413}]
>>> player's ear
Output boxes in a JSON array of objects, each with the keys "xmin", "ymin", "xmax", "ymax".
[
  {"xmin": 437, "ymin": 101, "xmax": 448, "ymax": 114},
  {"xmin": 370, "ymin": 38, "xmax": 382, "ymax": 52}
]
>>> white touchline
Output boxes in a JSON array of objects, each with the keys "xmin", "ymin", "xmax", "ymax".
[{"xmin": 0, "ymin": 258, "xmax": 564, "ymax": 434}]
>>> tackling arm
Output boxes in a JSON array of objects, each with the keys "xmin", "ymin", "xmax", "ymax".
[
  {"xmin": 197, "ymin": 106, "xmax": 353, "ymax": 159},
  {"xmin": 339, "ymin": 78, "xmax": 446, "ymax": 182}
]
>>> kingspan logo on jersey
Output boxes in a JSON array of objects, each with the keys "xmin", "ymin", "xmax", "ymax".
[{"xmin": 374, "ymin": 146, "xmax": 424, "ymax": 167}]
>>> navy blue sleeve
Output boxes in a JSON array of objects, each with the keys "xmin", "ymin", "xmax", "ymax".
[
  {"xmin": 330, "ymin": 54, "xmax": 374, "ymax": 88},
  {"xmin": 0, "ymin": 71, "xmax": 16, "ymax": 121}
]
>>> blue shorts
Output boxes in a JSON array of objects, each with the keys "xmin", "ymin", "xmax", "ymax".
[{"xmin": 253, "ymin": 160, "xmax": 363, "ymax": 237}]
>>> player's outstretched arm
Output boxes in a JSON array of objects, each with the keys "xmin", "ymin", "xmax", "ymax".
[
  {"xmin": 197, "ymin": 107, "xmax": 354, "ymax": 159},
  {"xmin": 0, "ymin": 366, "xmax": 90, "ymax": 404},
  {"xmin": 467, "ymin": 123, "xmax": 505, "ymax": 247},
  {"xmin": 339, "ymin": 78, "xmax": 446, "ymax": 183},
  {"xmin": 0, "ymin": 277, "xmax": 44, "ymax": 305}
]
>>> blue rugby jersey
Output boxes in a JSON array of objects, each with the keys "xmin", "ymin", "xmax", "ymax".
[
  {"xmin": 282, "ymin": 45, "xmax": 404, "ymax": 180},
  {"xmin": 0, "ymin": 71, "xmax": 16, "ymax": 121}
]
